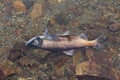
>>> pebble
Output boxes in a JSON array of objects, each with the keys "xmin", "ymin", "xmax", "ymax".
[{"xmin": 13, "ymin": 0, "xmax": 26, "ymax": 14}]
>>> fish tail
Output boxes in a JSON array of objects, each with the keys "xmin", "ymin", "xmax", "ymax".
[{"xmin": 94, "ymin": 36, "xmax": 104, "ymax": 51}]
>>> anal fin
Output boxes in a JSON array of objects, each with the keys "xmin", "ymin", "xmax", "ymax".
[{"xmin": 63, "ymin": 49, "xmax": 74, "ymax": 56}]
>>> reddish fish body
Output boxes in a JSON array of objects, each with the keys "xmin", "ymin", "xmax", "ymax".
[
  {"xmin": 26, "ymin": 29, "xmax": 103, "ymax": 55},
  {"xmin": 41, "ymin": 36, "xmax": 96, "ymax": 51}
]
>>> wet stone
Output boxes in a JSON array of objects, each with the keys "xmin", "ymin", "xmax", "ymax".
[
  {"xmin": 18, "ymin": 56, "xmax": 32, "ymax": 67},
  {"xmin": 23, "ymin": 0, "xmax": 34, "ymax": 9}
]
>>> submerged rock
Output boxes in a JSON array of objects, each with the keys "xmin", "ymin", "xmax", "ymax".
[
  {"xmin": 13, "ymin": 0, "xmax": 26, "ymax": 14},
  {"xmin": 8, "ymin": 49, "xmax": 23, "ymax": 62},
  {"xmin": 75, "ymin": 49, "xmax": 120, "ymax": 80}
]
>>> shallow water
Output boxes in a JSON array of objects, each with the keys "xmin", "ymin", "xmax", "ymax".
[{"xmin": 0, "ymin": 0, "xmax": 120, "ymax": 80}]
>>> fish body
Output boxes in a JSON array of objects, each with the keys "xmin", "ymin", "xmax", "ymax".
[
  {"xmin": 40, "ymin": 36, "xmax": 95, "ymax": 51},
  {"xmin": 26, "ymin": 28, "xmax": 103, "ymax": 56}
]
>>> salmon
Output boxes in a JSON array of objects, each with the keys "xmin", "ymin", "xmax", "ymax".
[{"xmin": 26, "ymin": 28, "xmax": 103, "ymax": 56}]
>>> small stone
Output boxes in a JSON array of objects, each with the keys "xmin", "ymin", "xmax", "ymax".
[
  {"xmin": 55, "ymin": 14, "xmax": 70, "ymax": 25},
  {"xmin": 23, "ymin": 0, "xmax": 34, "ymax": 9},
  {"xmin": 18, "ymin": 56, "xmax": 32, "ymax": 66},
  {"xmin": 13, "ymin": 0, "xmax": 26, "ymax": 14},
  {"xmin": 15, "ymin": 28, "xmax": 22, "ymax": 36}
]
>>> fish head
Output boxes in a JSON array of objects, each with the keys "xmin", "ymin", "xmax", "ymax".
[{"xmin": 26, "ymin": 36, "xmax": 43, "ymax": 48}]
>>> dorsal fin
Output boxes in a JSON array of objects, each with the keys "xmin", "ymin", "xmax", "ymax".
[
  {"xmin": 45, "ymin": 34, "xmax": 58, "ymax": 40},
  {"xmin": 79, "ymin": 33, "xmax": 88, "ymax": 40},
  {"xmin": 43, "ymin": 27, "xmax": 57, "ymax": 40},
  {"xmin": 43, "ymin": 27, "xmax": 48, "ymax": 36}
]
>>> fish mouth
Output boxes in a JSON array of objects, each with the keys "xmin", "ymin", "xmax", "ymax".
[{"xmin": 26, "ymin": 36, "xmax": 43, "ymax": 48}]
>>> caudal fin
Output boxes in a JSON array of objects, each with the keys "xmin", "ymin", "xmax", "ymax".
[{"xmin": 94, "ymin": 36, "xmax": 104, "ymax": 51}]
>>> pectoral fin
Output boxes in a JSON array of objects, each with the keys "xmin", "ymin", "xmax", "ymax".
[
  {"xmin": 79, "ymin": 33, "xmax": 88, "ymax": 40},
  {"xmin": 63, "ymin": 49, "xmax": 74, "ymax": 56},
  {"xmin": 63, "ymin": 30, "xmax": 70, "ymax": 35},
  {"xmin": 43, "ymin": 27, "xmax": 49, "ymax": 36}
]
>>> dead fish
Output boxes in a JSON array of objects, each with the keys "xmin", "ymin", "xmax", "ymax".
[{"xmin": 26, "ymin": 28, "xmax": 103, "ymax": 56}]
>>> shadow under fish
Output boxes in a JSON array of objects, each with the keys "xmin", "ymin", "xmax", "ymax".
[{"xmin": 26, "ymin": 27, "xmax": 104, "ymax": 63}]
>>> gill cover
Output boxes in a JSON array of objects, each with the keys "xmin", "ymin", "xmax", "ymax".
[{"xmin": 26, "ymin": 36, "xmax": 43, "ymax": 48}]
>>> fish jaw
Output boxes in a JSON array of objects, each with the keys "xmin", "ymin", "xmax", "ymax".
[{"xmin": 26, "ymin": 36, "xmax": 44, "ymax": 48}]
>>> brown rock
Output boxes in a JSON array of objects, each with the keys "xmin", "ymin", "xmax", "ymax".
[
  {"xmin": 76, "ymin": 49, "xmax": 120, "ymax": 80},
  {"xmin": 55, "ymin": 14, "xmax": 70, "ymax": 25},
  {"xmin": 13, "ymin": 0, "xmax": 26, "ymax": 14},
  {"xmin": 18, "ymin": 56, "xmax": 32, "ymax": 66},
  {"xmin": 73, "ymin": 50, "xmax": 84, "ymax": 64},
  {"xmin": 8, "ymin": 49, "xmax": 23, "ymax": 62},
  {"xmin": 0, "ymin": 61, "xmax": 17, "ymax": 79},
  {"xmin": 32, "ymin": 3, "xmax": 43, "ymax": 22}
]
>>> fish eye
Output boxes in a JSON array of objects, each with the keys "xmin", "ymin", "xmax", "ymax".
[
  {"xmin": 32, "ymin": 40, "xmax": 39, "ymax": 46},
  {"xmin": 32, "ymin": 37, "xmax": 43, "ymax": 47}
]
